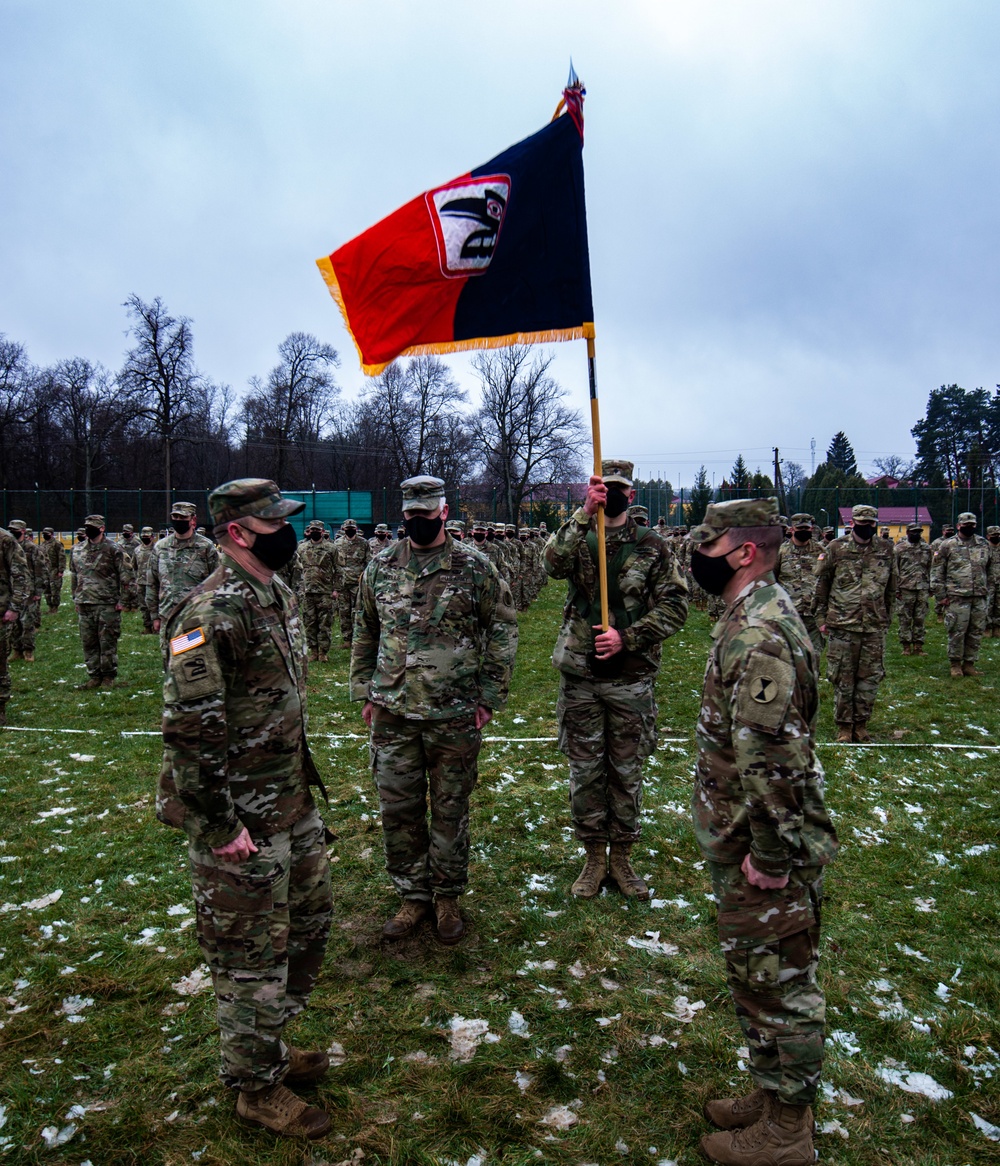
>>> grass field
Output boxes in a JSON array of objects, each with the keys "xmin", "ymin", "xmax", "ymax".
[{"xmin": 0, "ymin": 579, "xmax": 998, "ymax": 1165}]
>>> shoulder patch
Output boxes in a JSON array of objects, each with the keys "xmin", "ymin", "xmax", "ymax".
[
  {"xmin": 736, "ymin": 651, "xmax": 794, "ymax": 734},
  {"xmin": 170, "ymin": 626, "xmax": 206, "ymax": 655}
]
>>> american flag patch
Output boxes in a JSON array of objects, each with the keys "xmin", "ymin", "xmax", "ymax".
[{"xmin": 170, "ymin": 627, "xmax": 206, "ymax": 656}]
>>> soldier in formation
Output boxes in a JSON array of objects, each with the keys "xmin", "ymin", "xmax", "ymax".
[
  {"xmin": 929, "ymin": 524, "xmax": 955, "ymax": 621},
  {"xmin": 369, "ymin": 523, "xmax": 393, "ymax": 553},
  {"xmin": 988, "ymin": 525, "xmax": 1000, "ymax": 636},
  {"xmin": 135, "ymin": 526, "xmax": 157, "ymax": 633},
  {"xmin": 814, "ymin": 504, "xmax": 896, "ymax": 742},
  {"xmin": 0, "ymin": 527, "xmax": 28, "ymax": 724},
  {"xmin": 351, "ymin": 476, "xmax": 517, "ymax": 944},
  {"xmin": 118, "ymin": 524, "xmax": 141, "ymax": 611},
  {"xmin": 773, "ymin": 513, "xmax": 824, "ymax": 657},
  {"xmin": 146, "ymin": 502, "xmax": 220, "ymax": 639},
  {"xmin": 8, "ymin": 520, "xmax": 46, "ymax": 662},
  {"xmin": 331, "ymin": 518, "xmax": 370, "ymax": 649},
  {"xmin": 544, "ymin": 459, "xmax": 688, "ymax": 901},
  {"xmin": 40, "ymin": 527, "xmax": 64, "ymax": 611},
  {"xmin": 894, "ymin": 522, "xmax": 932, "ymax": 655},
  {"xmin": 158, "ymin": 479, "xmax": 333, "ymax": 1140},
  {"xmin": 296, "ymin": 520, "xmax": 336, "ymax": 661},
  {"xmin": 71, "ymin": 514, "xmax": 126, "ymax": 688},
  {"xmin": 932, "ymin": 511, "xmax": 997, "ymax": 678},
  {"xmin": 688, "ymin": 498, "xmax": 837, "ymax": 1166}
]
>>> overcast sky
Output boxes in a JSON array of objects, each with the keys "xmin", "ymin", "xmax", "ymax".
[{"xmin": 3, "ymin": 0, "xmax": 1000, "ymax": 489}]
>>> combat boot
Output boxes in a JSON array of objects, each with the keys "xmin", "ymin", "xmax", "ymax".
[
  {"xmin": 101, "ymin": 677, "xmax": 115, "ymax": 688},
  {"xmin": 319, "ymin": 653, "xmax": 329, "ymax": 663},
  {"xmin": 704, "ymin": 1086, "xmax": 768, "ymax": 1130},
  {"xmin": 22, "ymin": 651, "xmax": 34, "ymax": 662},
  {"xmin": 963, "ymin": 662, "xmax": 982, "ymax": 676},
  {"xmin": 235, "ymin": 1081, "xmax": 330, "ymax": 1139},
  {"xmin": 284, "ymin": 1046, "xmax": 330, "ymax": 1085},
  {"xmin": 835, "ymin": 723, "xmax": 854, "ymax": 743},
  {"xmin": 10, "ymin": 650, "xmax": 22, "ymax": 661},
  {"xmin": 950, "ymin": 661, "xmax": 964, "ymax": 678},
  {"xmin": 700, "ymin": 1094, "xmax": 814, "ymax": 1165},
  {"xmin": 854, "ymin": 722, "xmax": 871, "ymax": 743},
  {"xmin": 914, "ymin": 644, "xmax": 927, "ymax": 656},
  {"xmin": 382, "ymin": 898, "xmax": 429, "ymax": 939},
  {"xmin": 609, "ymin": 842, "xmax": 650, "ymax": 900},
  {"xmin": 76, "ymin": 677, "xmax": 101, "ymax": 690},
  {"xmin": 434, "ymin": 896, "xmax": 466, "ymax": 945},
  {"xmin": 308, "ymin": 649, "xmax": 319, "ymax": 662},
  {"xmin": 571, "ymin": 841, "xmax": 607, "ymax": 898},
  {"xmin": 0, "ymin": 702, "xmax": 6, "ymax": 726}
]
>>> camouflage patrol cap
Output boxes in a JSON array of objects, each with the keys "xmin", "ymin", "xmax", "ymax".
[
  {"xmin": 851, "ymin": 504, "xmax": 877, "ymax": 523},
  {"xmin": 8, "ymin": 519, "xmax": 26, "ymax": 531},
  {"xmin": 602, "ymin": 459, "xmax": 633, "ymax": 488},
  {"xmin": 907, "ymin": 522, "xmax": 923, "ymax": 532},
  {"xmin": 122, "ymin": 523, "xmax": 134, "ymax": 533},
  {"xmin": 790, "ymin": 513, "xmax": 814, "ymax": 529},
  {"xmin": 988, "ymin": 525, "xmax": 1000, "ymax": 535},
  {"xmin": 400, "ymin": 475, "xmax": 446, "ymax": 512},
  {"xmin": 305, "ymin": 519, "xmax": 325, "ymax": 531},
  {"xmin": 170, "ymin": 501, "xmax": 197, "ymax": 519},
  {"xmin": 957, "ymin": 511, "xmax": 977, "ymax": 524},
  {"xmin": 472, "ymin": 518, "xmax": 488, "ymax": 531},
  {"xmin": 76, "ymin": 527, "xmax": 86, "ymax": 536},
  {"xmin": 505, "ymin": 523, "xmax": 516, "ymax": 532},
  {"xmin": 689, "ymin": 497, "xmax": 781, "ymax": 545},
  {"xmin": 140, "ymin": 526, "xmax": 155, "ymax": 535},
  {"xmin": 84, "ymin": 514, "xmax": 105, "ymax": 526},
  {"xmin": 42, "ymin": 526, "xmax": 54, "ymax": 535},
  {"xmin": 823, "ymin": 526, "xmax": 834, "ymax": 534},
  {"xmin": 374, "ymin": 523, "xmax": 389, "ymax": 533},
  {"xmin": 208, "ymin": 479, "xmax": 305, "ymax": 526},
  {"xmin": 627, "ymin": 504, "xmax": 649, "ymax": 519},
  {"xmin": 445, "ymin": 520, "xmax": 464, "ymax": 532},
  {"xmin": 342, "ymin": 518, "xmax": 357, "ymax": 530}
]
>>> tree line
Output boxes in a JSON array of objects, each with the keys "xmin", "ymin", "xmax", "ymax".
[{"xmin": 0, "ymin": 296, "xmax": 586, "ymax": 521}]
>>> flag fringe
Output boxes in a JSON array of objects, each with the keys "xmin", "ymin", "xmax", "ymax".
[{"xmin": 316, "ymin": 255, "xmax": 594, "ymax": 377}]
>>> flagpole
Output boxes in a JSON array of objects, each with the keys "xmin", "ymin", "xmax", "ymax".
[{"xmin": 587, "ymin": 335, "xmax": 610, "ymax": 632}]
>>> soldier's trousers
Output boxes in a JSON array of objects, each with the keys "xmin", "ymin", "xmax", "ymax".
[
  {"xmin": 556, "ymin": 673, "xmax": 657, "ymax": 843},
  {"xmin": 11, "ymin": 599, "xmax": 40, "ymax": 654},
  {"xmin": 826, "ymin": 630, "xmax": 885, "ymax": 727},
  {"xmin": 897, "ymin": 589, "xmax": 929, "ymax": 646},
  {"xmin": 945, "ymin": 596, "xmax": 987, "ymax": 663},
  {"xmin": 801, "ymin": 615, "xmax": 825, "ymax": 659},
  {"xmin": 188, "ymin": 807, "xmax": 333, "ymax": 1091},
  {"xmin": 0, "ymin": 621, "xmax": 11, "ymax": 704},
  {"xmin": 122, "ymin": 581, "xmax": 139, "ymax": 611},
  {"xmin": 709, "ymin": 861, "xmax": 826, "ymax": 1105},
  {"xmin": 48, "ymin": 573, "xmax": 63, "ymax": 611},
  {"xmin": 337, "ymin": 587, "xmax": 359, "ymax": 645},
  {"xmin": 77, "ymin": 604, "xmax": 121, "ymax": 679},
  {"xmin": 301, "ymin": 594, "xmax": 334, "ymax": 656},
  {"xmin": 370, "ymin": 707, "xmax": 481, "ymax": 900},
  {"xmin": 138, "ymin": 596, "xmax": 154, "ymax": 633}
]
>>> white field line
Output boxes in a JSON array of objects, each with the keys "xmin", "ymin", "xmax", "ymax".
[{"xmin": 1, "ymin": 726, "xmax": 998, "ymax": 750}]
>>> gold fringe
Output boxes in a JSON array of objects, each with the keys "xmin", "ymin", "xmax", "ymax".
[{"xmin": 316, "ymin": 255, "xmax": 595, "ymax": 376}]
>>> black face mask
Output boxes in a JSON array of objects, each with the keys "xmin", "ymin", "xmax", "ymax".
[
  {"xmin": 690, "ymin": 546, "xmax": 738, "ymax": 596},
  {"xmin": 989, "ymin": 536, "xmax": 1000, "ymax": 545},
  {"xmin": 247, "ymin": 523, "xmax": 298, "ymax": 570},
  {"xmin": 853, "ymin": 524, "xmax": 876, "ymax": 541},
  {"xmin": 792, "ymin": 530, "xmax": 810, "ymax": 544},
  {"xmin": 908, "ymin": 532, "xmax": 922, "ymax": 544},
  {"xmin": 604, "ymin": 488, "xmax": 629, "ymax": 518},
  {"xmin": 486, "ymin": 530, "xmax": 495, "ymax": 541},
  {"xmin": 404, "ymin": 514, "xmax": 443, "ymax": 545},
  {"xmin": 43, "ymin": 532, "xmax": 52, "ymax": 540},
  {"xmin": 959, "ymin": 524, "xmax": 976, "ymax": 538},
  {"xmin": 10, "ymin": 530, "xmax": 22, "ymax": 540},
  {"xmin": 141, "ymin": 535, "xmax": 152, "ymax": 545},
  {"xmin": 308, "ymin": 531, "xmax": 322, "ymax": 541},
  {"xmin": 171, "ymin": 519, "xmax": 192, "ymax": 535},
  {"xmin": 344, "ymin": 529, "xmax": 356, "ymax": 539},
  {"xmin": 376, "ymin": 532, "xmax": 387, "ymax": 540},
  {"xmin": 85, "ymin": 525, "xmax": 102, "ymax": 540},
  {"xmin": 473, "ymin": 531, "xmax": 486, "ymax": 542}
]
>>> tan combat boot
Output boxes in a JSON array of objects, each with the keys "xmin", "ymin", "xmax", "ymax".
[
  {"xmin": 700, "ymin": 1094, "xmax": 814, "ymax": 1165},
  {"xmin": 854, "ymin": 722, "xmax": 871, "ymax": 743},
  {"xmin": 308, "ymin": 649, "xmax": 319, "ymax": 663},
  {"xmin": 914, "ymin": 643, "xmax": 927, "ymax": 656},
  {"xmin": 285, "ymin": 1046, "xmax": 330, "ymax": 1085},
  {"xmin": 950, "ymin": 661, "xmax": 964, "ymax": 678},
  {"xmin": 76, "ymin": 677, "xmax": 101, "ymax": 690},
  {"xmin": 382, "ymin": 898, "xmax": 430, "ymax": 939},
  {"xmin": 608, "ymin": 842, "xmax": 650, "ymax": 900},
  {"xmin": 319, "ymin": 653, "xmax": 329, "ymax": 663},
  {"xmin": 22, "ymin": 651, "xmax": 34, "ymax": 662},
  {"xmin": 901, "ymin": 643, "xmax": 911, "ymax": 656},
  {"xmin": 10, "ymin": 650, "xmax": 22, "ymax": 661},
  {"xmin": 235, "ymin": 1081, "xmax": 330, "ymax": 1139},
  {"xmin": 434, "ymin": 896, "xmax": 466, "ymax": 945},
  {"xmin": 571, "ymin": 841, "xmax": 607, "ymax": 898},
  {"xmin": 835, "ymin": 723, "xmax": 853, "ymax": 743},
  {"xmin": 704, "ymin": 1086, "xmax": 768, "ymax": 1130},
  {"xmin": 963, "ymin": 662, "xmax": 982, "ymax": 676},
  {"xmin": 101, "ymin": 677, "xmax": 114, "ymax": 688}
]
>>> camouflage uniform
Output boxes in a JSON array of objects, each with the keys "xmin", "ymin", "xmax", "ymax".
[
  {"xmin": 987, "ymin": 527, "xmax": 1000, "ymax": 634},
  {"xmin": 71, "ymin": 517, "xmax": 126, "ymax": 683},
  {"xmin": 773, "ymin": 515, "xmax": 824, "ymax": 657},
  {"xmin": 157, "ymin": 479, "xmax": 331, "ymax": 1094},
  {"xmin": 351, "ymin": 478, "xmax": 517, "ymax": 906},
  {"xmin": 0, "ymin": 529, "xmax": 29, "ymax": 717},
  {"xmin": 8, "ymin": 522, "xmax": 47, "ymax": 657},
  {"xmin": 369, "ymin": 524, "xmax": 393, "ymax": 554},
  {"xmin": 134, "ymin": 528, "xmax": 157, "ymax": 632},
  {"xmin": 146, "ymin": 516, "xmax": 220, "ymax": 625},
  {"xmin": 894, "ymin": 525, "xmax": 932, "ymax": 651},
  {"xmin": 331, "ymin": 523, "xmax": 371, "ymax": 646},
  {"xmin": 813, "ymin": 506, "xmax": 896, "ymax": 735},
  {"xmin": 690, "ymin": 498, "xmax": 838, "ymax": 1110},
  {"xmin": 929, "ymin": 527, "xmax": 954, "ymax": 621},
  {"xmin": 118, "ymin": 527, "xmax": 141, "ymax": 610},
  {"xmin": 295, "ymin": 522, "xmax": 336, "ymax": 658},
  {"xmin": 545, "ymin": 463, "xmax": 688, "ymax": 845},
  {"xmin": 931, "ymin": 513, "xmax": 998, "ymax": 669},
  {"xmin": 40, "ymin": 528, "xmax": 65, "ymax": 610}
]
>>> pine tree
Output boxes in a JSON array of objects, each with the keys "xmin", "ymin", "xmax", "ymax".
[
  {"xmin": 687, "ymin": 465, "xmax": 714, "ymax": 525},
  {"xmin": 826, "ymin": 432, "xmax": 858, "ymax": 477},
  {"xmin": 729, "ymin": 454, "xmax": 750, "ymax": 490}
]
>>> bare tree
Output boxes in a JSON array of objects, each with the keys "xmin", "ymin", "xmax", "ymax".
[
  {"xmin": 872, "ymin": 454, "xmax": 917, "ymax": 483},
  {"xmin": 0, "ymin": 335, "xmax": 37, "ymax": 489},
  {"xmin": 472, "ymin": 346, "xmax": 587, "ymax": 521}
]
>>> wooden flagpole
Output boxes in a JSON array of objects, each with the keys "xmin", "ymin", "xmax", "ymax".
[{"xmin": 587, "ymin": 335, "xmax": 610, "ymax": 632}]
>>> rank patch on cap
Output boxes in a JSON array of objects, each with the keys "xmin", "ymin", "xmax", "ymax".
[{"xmin": 170, "ymin": 627, "xmax": 206, "ymax": 656}]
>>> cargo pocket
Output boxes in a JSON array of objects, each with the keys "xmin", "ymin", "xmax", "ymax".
[{"xmin": 191, "ymin": 864, "xmax": 277, "ymax": 970}]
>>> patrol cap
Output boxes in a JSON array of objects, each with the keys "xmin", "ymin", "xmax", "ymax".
[
  {"xmin": 689, "ymin": 497, "xmax": 781, "ymax": 546},
  {"xmin": 42, "ymin": 526, "xmax": 54, "ymax": 535},
  {"xmin": 957, "ymin": 511, "xmax": 977, "ymax": 524},
  {"xmin": 208, "ymin": 479, "xmax": 305, "ymax": 527},
  {"xmin": 823, "ymin": 526, "xmax": 834, "ymax": 534},
  {"xmin": 8, "ymin": 519, "xmax": 26, "ymax": 531},
  {"xmin": 342, "ymin": 518, "xmax": 357, "ymax": 530},
  {"xmin": 170, "ymin": 501, "xmax": 197, "ymax": 519},
  {"xmin": 850, "ymin": 504, "xmax": 877, "ymax": 523},
  {"xmin": 505, "ymin": 523, "xmax": 516, "ymax": 532},
  {"xmin": 472, "ymin": 518, "xmax": 488, "ymax": 531},
  {"xmin": 374, "ymin": 523, "xmax": 389, "ymax": 533},
  {"xmin": 76, "ymin": 527, "xmax": 86, "ymax": 536},
  {"xmin": 906, "ymin": 522, "xmax": 923, "ymax": 532},
  {"xmin": 790, "ymin": 513, "xmax": 814, "ymax": 529},
  {"xmin": 988, "ymin": 525, "xmax": 1000, "ymax": 535},
  {"xmin": 602, "ymin": 459, "xmax": 633, "ymax": 488},
  {"xmin": 140, "ymin": 526, "xmax": 155, "ymax": 535},
  {"xmin": 305, "ymin": 519, "xmax": 325, "ymax": 531},
  {"xmin": 627, "ymin": 504, "xmax": 649, "ymax": 519},
  {"xmin": 445, "ymin": 520, "xmax": 464, "ymax": 533},
  {"xmin": 84, "ymin": 514, "xmax": 105, "ymax": 526},
  {"xmin": 122, "ymin": 523, "xmax": 134, "ymax": 533},
  {"xmin": 400, "ymin": 475, "xmax": 446, "ymax": 512}
]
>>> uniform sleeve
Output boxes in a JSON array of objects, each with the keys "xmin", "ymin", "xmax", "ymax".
[
  {"xmin": 207, "ymin": 542, "xmax": 220, "ymax": 574},
  {"xmin": 885, "ymin": 546, "xmax": 898, "ymax": 621},
  {"xmin": 5, "ymin": 541, "xmax": 28, "ymax": 611},
  {"xmin": 113, "ymin": 544, "xmax": 126, "ymax": 605},
  {"xmin": 33, "ymin": 548, "xmax": 49, "ymax": 591},
  {"xmin": 543, "ymin": 510, "xmax": 591, "ymax": 579},
  {"xmin": 619, "ymin": 542, "xmax": 689, "ymax": 654},
  {"xmin": 931, "ymin": 542, "xmax": 948, "ymax": 598},
  {"xmin": 145, "ymin": 546, "xmax": 159, "ymax": 614},
  {"xmin": 476, "ymin": 560, "xmax": 518, "ymax": 712},
  {"xmin": 812, "ymin": 546, "xmax": 834, "ymax": 624},
  {"xmin": 161, "ymin": 605, "xmax": 244, "ymax": 848},
  {"xmin": 349, "ymin": 560, "xmax": 380, "ymax": 702},
  {"xmin": 70, "ymin": 547, "xmax": 78, "ymax": 600}
]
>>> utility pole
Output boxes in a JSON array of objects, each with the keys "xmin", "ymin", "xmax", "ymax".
[
  {"xmin": 810, "ymin": 437, "xmax": 816, "ymax": 477},
  {"xmin": 773, "ymin": 447, "xmax": 788, "ymax": 516}
]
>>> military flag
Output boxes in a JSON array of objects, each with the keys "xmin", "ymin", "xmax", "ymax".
[{"xmin": 316, "ymin": 84, "xmax": 593, "ymax": 376}]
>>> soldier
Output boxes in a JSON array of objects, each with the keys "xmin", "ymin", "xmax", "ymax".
[
  {"xmin": 8, "ymin": 521, "xmax": 46, "ymax": 662},
  {"xmin": 40, "ymin": 527, "xmax": 65, "ymax": 611},
  {"xmin": 296, "ymin": 521, "xmax": 336, "ymax": 662},
  {"xmin": 895, "ymin": 522, "xmax": 932, "ymax": 655},
  {"xmin": 814, "ymin": 504, "xmax": 896, "ymax": 742},
  {"xmin": 445, "ymin": 519, "xmax": 466, "ymax": 541},
  {"xmin": 70, "ymin": 514, "xmax": 126, "ymax": 688},
  {"xmin": 0, "ymin": 528, "xmax": 28, "ymax": 724},
  {"xmin": 879, "ymin": 526, "xmax": 892, "ymax": 542},
  {"xmin": 352, "ymin": 476, "xmax": 517, "ymax": 944},
  {"xmin": 773, "ymin": 513, "xmax": 824, "ymax": 657},
  {"xmin": 146, "ymin": 502, "xmax": 220, "ymax": 637},
  {"xmin": 75, "ymin": 527, "xmax": 87, "ymax": 544},
  {"xmin": 471, "ymin": 518, "xmax": 502, "ymax": 573},
  {"xmin": 627, "ymin": 504, "xmax": 649, "ymax": 527},
  {"xmin": 930, "ymin": 524, "xmax": 955, "ymax": 622},
  {"xmin": 987, "ymin": 525, "xmax": 1000, "ymax": 636},
  {"xmin": 544, "ymin": 460, "xmax": 688, "ymax": 900},
  {"xmin": 135, "ymin": 526, "xmax": 157, "ymax": 633},
  {"xmin": 687, "ymin": 498, "xmax": 838, "ymax": 1166},
  {"xmin": 158, "ymin": 478, "xmax": 333, "ymax": 1139},
  {"xmin": 932, "ymin": 511, "xmax": 997, "ymax": 677},
  {"xmin": 331, "ymin": 518, "xmax": 371, "ymax": 649},
  {"xmin": 369, "ymin": 522, "xmax": 392, "ymax": 553},
  {"xmin": 821, "ymin": 527, "xmax": 835, "ymax": 545},
  {"xmin": 118, "ymin": 523, "xmax": 141, "ymax": 611}
]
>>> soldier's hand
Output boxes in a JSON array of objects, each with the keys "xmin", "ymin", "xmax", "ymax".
[
  {"xmin": 115, "ymin": 603, "xmax": 123, "ymax": 611},
  {"xmin": 475, "ymin": 705, "xmax": 493, "ymax": 730},
  {"xmin": 212, "ymin": 826, "xmax": 258, "ymax": 863},
  {"xmin": 2, "ymin": 610, "xmax": 17, "ymax": 623},
  {"xmin": 153, "ymin": 619, "xmax": 161, "ymax": 632},
  {"xmin": 592, "ymin": 624, "xmax": 624, "ymax": 658},
  {"xmin": 583, "ymin": 475, "xmax": 607, "ymax": 516},
  {"xmin": 362, "ymin": 700, "xmax": 375, "ymax": 727},
  {"xmin": 30, "ymin": 595, "xmax": 40, "ymax": 603},
  {"xmin": 819, "ymin": 624, "xmax": 827, "ymax": 635},
  {"xmin": 741, "ymin": 852, "xmax": 789, "ymax": 890}
]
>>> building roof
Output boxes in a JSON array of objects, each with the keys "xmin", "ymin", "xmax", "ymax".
[{"xmin": 838, "ymin": 506, "xmax": 932, "ymax": 525}]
